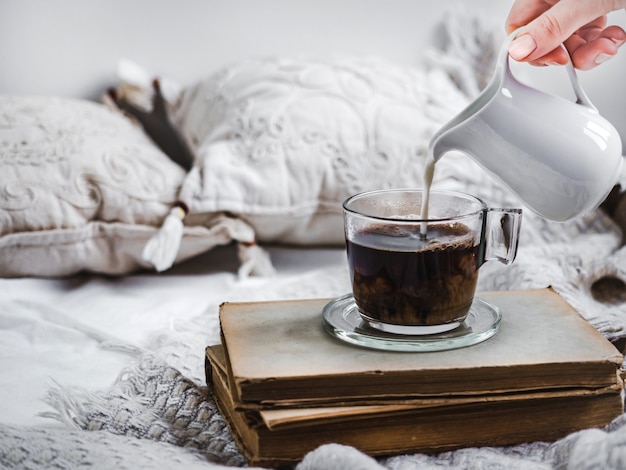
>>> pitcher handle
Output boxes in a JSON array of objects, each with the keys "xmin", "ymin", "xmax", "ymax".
[
  {"xmin": 562, "ymin": 49, "xmax": 597, "ymax": 110},
  {"xmin": 503, "ymin": 28, "xmax": 598, "ymax": 112},
  {"xmin": 481, "ymin": 208, "xmax": 522, "ymax": 266}
]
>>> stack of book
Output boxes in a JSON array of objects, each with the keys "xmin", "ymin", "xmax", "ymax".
[{"xmin": 205, "ymin": 288, "xmax": 624, "ymax": 468}]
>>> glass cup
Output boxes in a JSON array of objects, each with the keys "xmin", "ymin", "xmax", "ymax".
[{"xmin": 343, "ymin": 188, "xmax": 522, "ymax": 335}]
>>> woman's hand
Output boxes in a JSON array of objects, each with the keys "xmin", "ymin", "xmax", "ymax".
[{"xmin": 506, "ymin": 0, "xmax": 626, "ymax": 69}]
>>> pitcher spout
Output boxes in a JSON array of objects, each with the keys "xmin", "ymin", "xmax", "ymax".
[{"xmin": 429, "ymin": 75, "xmax": 502, "ymax": 162}]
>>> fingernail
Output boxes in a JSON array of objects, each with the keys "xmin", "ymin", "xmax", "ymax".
[
  {"xmin": 611, "ymin": 38, "xmax": 625, "ymax": 47},
  {"xmin": 509, "ymin": 34, "xmax": 537, "ymax": 60},
  {"xmin": 595, "ymin": 53, "xmax": 613, "ymax": 64}
]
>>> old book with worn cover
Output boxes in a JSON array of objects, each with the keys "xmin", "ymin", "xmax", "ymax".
[
  {"xmin": 216, "ymin": 288, "xmax": 623, "ymax": 408},
  {"xmin": 206, "ymin": 288, "xmax": 624, "ymax": 466},
  {"xmin": 206, "ymin": 343, "xmax": 623, "ymax": 467}
]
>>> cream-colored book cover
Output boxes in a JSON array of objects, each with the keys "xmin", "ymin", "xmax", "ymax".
[{"xmin": 218, "ymin": 288, "xmax": 623, "ymax": 406}]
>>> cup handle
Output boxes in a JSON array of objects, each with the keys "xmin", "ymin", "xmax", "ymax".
[{"xmin": 481, "ymin": 208, "xmax": 522, "ymax": 266}]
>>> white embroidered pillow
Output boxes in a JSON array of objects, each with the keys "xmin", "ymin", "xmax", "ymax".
[
  {"xmin": 171, "ymin": 57, "xmax": 470, "ymax": 244},
  {"xmin": 0, "ymin": 96, "xmax": 251, "ymax": 277}
]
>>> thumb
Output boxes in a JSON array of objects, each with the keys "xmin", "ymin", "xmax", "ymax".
[{"xmin": 508, "ymin": 0, "xmax": 609, "ymax": 61}]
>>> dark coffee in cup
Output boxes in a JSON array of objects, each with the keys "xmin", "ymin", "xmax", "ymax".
[{"xmin": 347, "ymin": 222, "xmax": 479, "ymax": 328}]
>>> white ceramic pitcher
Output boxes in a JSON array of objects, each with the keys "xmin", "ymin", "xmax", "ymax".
[{"xmin": 430, "ymin": 30, "xmax": 623, "ymax": 221}]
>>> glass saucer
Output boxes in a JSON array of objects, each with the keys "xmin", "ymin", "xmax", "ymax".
[{"xmin": 322, "ymin": 293, "xmax": 501, "ymax": 352}]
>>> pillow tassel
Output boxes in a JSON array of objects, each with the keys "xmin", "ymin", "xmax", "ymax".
[
  {"xmin": 237, "ymin": 241, "xmax": 276, "ymax": 279},
  {"xmin": 142, "ymin": 202, "xmax": 188, "ymax": 272}
]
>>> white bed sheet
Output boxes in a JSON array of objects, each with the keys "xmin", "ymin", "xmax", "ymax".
[{"xmin": 0, "ymin": 244, "xmax": 350, "ymax": 428}]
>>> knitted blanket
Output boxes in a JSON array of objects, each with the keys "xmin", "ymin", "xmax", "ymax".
[{"xmin": 2, "ymin": 12, "xmax": 626, "ymax": 470}]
